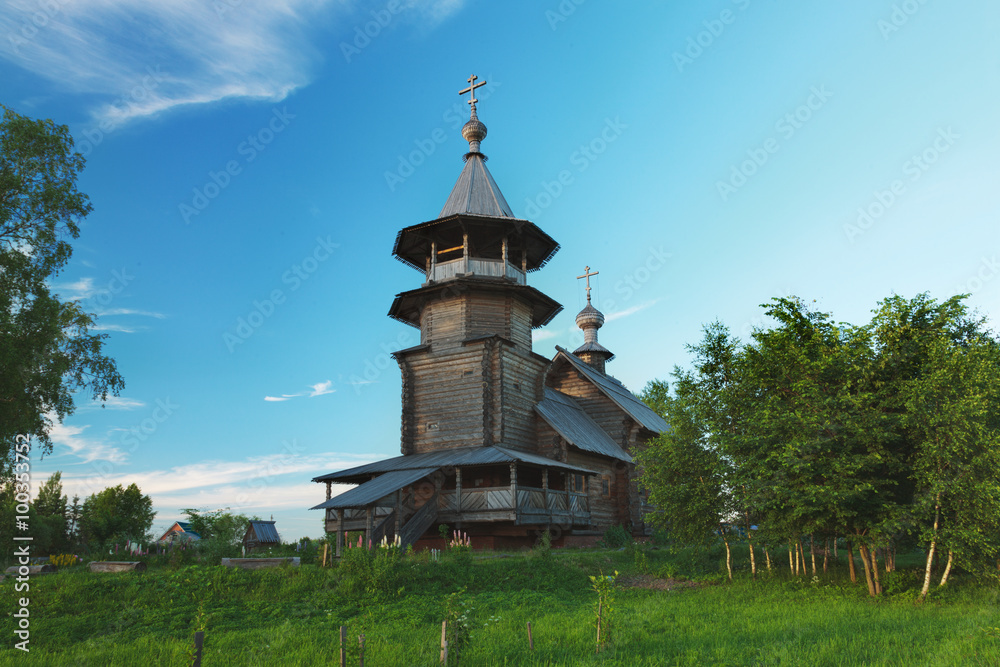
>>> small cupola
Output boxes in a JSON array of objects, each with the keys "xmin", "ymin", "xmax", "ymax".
[{"xmin": 572, "ymin": 266, "xmax": 614, "ymax": 373}]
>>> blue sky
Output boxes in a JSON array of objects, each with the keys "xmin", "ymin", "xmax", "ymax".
[{"xmin": 3, "ymin": 0, "xmax": 998, "ymax": 540}]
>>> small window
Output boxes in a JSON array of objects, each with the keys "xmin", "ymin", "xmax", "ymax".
[
  {"xmin": 426, "ymin": 422, "xmax": 439, "ymax": 431},
  {"xmin": 571, "ymin": 474, "xmax": 585, "ymax": 493},
  {"xmin": 601, "ymin": 477, "xmax": 611, "ymax": 497}
]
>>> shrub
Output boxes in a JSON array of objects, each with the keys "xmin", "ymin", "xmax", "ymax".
[{"xmin": 600, "ymin": 525, "xmax": 631, "ymax": 549}]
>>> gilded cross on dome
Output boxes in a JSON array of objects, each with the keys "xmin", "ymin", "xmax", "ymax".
[
  {"xmin": 459, "ymin": 74, "xmax": 487, "ymax": 111},
  {"xmin": 577, "ymin": 266, "xmax": 599, "ymax": 302}
]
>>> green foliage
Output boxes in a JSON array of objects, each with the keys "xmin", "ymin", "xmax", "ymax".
[
  {"xmin": 78, "ymin": 483, "xmax": 155, "ymax": 547},
  {"xmin": 33, "ymin": 471, "xmax": 70, "ymax": 554},
  {"xmin": 6, "ymin": 548, "xmax": 1000, "ymax": 665},
  {"xmin": 339, "ymin": 543, "xmax": 405, "ymax": 603},
  {"xmin": 599, "ymin": 524, "xmax": 631, "ymax": 549},
  {"xmin": 0, "ymin": 105, "xmax": 124, "ymax": 473},
  {"xmin": 638, "ymin": 293, "xmax": 1000, "ymax": 596},
  {"xmin": 589, "ymin": 569, "xmax": 618, "ymax": 651},
  {"xmin": 443, "ymin": 587, "xmax": 473, "ymax": 665}
]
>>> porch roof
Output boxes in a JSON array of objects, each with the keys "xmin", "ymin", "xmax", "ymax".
[
  {"xmin": 310, "ymin": 467, "xmax": 438, "ymax": 510},
  {"xmin": 311, "ymin": 445, "xmax": 596, "ymax": 484}
]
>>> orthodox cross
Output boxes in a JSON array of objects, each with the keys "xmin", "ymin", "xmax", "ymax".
[
  {"xmin": 577, "ymin": 266, "xmax": 599, "ymax": 302},
  {"xmin": 459, "ymin": 74, "xmax": 487, "ymax": 109}
]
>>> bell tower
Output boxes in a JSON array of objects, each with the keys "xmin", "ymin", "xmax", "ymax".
[{"xmin": 389, "ymin": 75, "xmax": 562, "ymax": 456}]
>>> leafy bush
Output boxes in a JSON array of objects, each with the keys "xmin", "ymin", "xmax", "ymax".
[
  {"xmin": 599, "ymin": 525, "xmax": 631, "ymax": 549},
  {"xmin": 339, "ymin": 543, "xmax": 404, "ymax": 602}
]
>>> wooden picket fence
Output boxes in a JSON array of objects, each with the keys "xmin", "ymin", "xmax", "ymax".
[{"xmin": 188, "ymin": 620, "xmax": 538, "ymax": 666}]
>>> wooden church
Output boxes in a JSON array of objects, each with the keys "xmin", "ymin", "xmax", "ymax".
[{"xmin": 311, "ymin": 76, "xmax": 666, "ymax": 552}]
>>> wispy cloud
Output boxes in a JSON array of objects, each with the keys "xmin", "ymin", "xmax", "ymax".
[
  {"xmin": 91, "ymin": 323, "xmax": 145, "ymax": 333},
  {"xmin": 47, "ymin": 419, "xmax": 126, "ymax": 464},
  {"xmin": 1, "ymin": 0, "xmax": 467, "ymax": 124},
  {"xmin": 78, "ymin": 396, "xmax": 146, "ymax": 411},
  {"xmin": 58, "ymin": 450, "xmax": 377, "ymax": 504},
  {"xmin": 98, "ymin": 308, "xmax": 166, "ymax": 319},
  {"xmin": 265, "ymin": 380, "xmax": 334, "ymax": 402},
  {"xmin": 309, "ymin": 380, "xmax": 334, "ymax": 397},
  {"xmin": 532, "ymin": 329, "xmax": 560, "ymax": 341},
  {"xmin": 606, "ymin": 299, "xmax": 659, "ymax": 322}
]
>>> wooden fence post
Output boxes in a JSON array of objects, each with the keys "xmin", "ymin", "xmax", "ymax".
[
  {"xmin": 192, "ymin": 631, "xmax": 204, "ymax": 667},
  {"xmin": 340, "ymin": 625, "xmax": 347, "ymax": 667},
  {"xmin": 527, "ymin": 621, "xmax": 533, "ymax": 650},
  {"xmin": 440, "ymin": 620, "xmax": 448, "ymax": 665},
  {"xmin": 322, "ymin": 542, "xmax": 329, "ymax": 567},
  {"xmin": 358, "ymin": 633, "xmax": 365, "ymax": 667}
]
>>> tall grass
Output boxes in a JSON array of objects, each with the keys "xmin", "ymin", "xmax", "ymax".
[{"xmin": 1, "ymin": 546, "xmax": 997, "ymax": 666}]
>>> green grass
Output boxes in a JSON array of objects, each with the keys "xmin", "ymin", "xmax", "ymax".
[{"xmin": 1, "ymin": 547, "xmax": 998, "ymax": 666}]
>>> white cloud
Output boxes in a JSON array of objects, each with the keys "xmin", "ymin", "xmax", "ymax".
[
  {"xmin": 78, "ymin": 396, "xmax": 146, "ymax": 411},
  {"xmin": 56, "ymin": 450, "xmax": 378, "ymax": 508},
  {"xmin": 309, "ymin": 380, "xmax": 334, "ymax": 397},
  {"xmin": 264, "ymin": 396, "xmax": 291, "ymax": 402},
  {"xmin": 47, "ymin": 420, "xmax": 127, "ymax": 464},
  {"xmin": 91, "ymin": 323, "xmax": 144, "ymax": 333},
  {"xmin": 532, "ymin": 329, "xmax": 560, "ymax": 341},
  {"xmin": 1, "ymin": 0, "xmax": 467, "ymax": 124},
  {"xmin": 98, "ymin": 308, "xmax": 166, "ymax": 319},
  {"xmin": 606, "ymin": 299, "xmax": 659, "ymax": 322}
]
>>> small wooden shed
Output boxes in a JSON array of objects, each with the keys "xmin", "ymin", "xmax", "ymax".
[{"xmin": 242, "ymin": 520, "xmax": 280, "ymax": 553}]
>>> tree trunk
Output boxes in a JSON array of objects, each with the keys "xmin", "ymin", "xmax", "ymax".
[
  {"xmin": 834, "ymin": 536, "xmax": 838, "ymax": 560},
  {"xmin": 871, "ymin": 547, "xmax": 883, "ymax": 595},
  {"xmin": 810, "ymin": 534, "xmax": 817, "ymax": 576},
  {"xmin": 723, "ymin": 534, "xmax": 732, "ymax": 581},
  {"xmin": 938, "ymin": 550, "xmax": 954, "ymax": 587},
  {"xmin": 823, "ymin": 538, "xmax": 829, "ymax": 573},
  {"xmin": 847, "ymin": 540, "xmax": 857, "ymax": 583},
  {"xmin": 919, "ymin": 496, "xmax": 941, "ymax": 602},
  {"xmin": 857, "ymin": 542, "xmax": 877, "ymax": 597},
  {"xmin": 765, "ymin": 547, "xmax": 772, "ymax": 572},
  {"xmin": 749, "ymin": 540, "xmax": 756, "ymax": 579},
  {"xmin": 788, "ymin": 542, "xmax": 794, "ymax": 574}
]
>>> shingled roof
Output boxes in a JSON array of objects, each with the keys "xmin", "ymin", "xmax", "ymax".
[
  {"xmin": 439, "ymin": 154, "xmax": 514, "ymax": 218},
  {"xmin": 535, "ymin": 388, "xmax": 632, "ymax": 462},
  {"xmin": 553, "ymin": 347, "xmax": 668, "ymax": 434},
  {"xmin": 312, "ymin": 445, "xmax": 596, "ymax": 485}
]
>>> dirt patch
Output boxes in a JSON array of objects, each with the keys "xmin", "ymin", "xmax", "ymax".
[{"xmin": 619, "ymin": 574, "xmax": 699, "ymax": 591}]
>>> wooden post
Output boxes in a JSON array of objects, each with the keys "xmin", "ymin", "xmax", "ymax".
[
  {"xmin": 359, "ymin": 634, "xmax": 365, "ymax": 667},
  {"xmin": 501, "ymin": 236, "xmax": 509, "ymax": 273},
  {"xmin": 440, "ymin": 620, "xmax": 448, "ymax": 665},
  {"xmin": 340, "ymin": 626, "xmax": 347, "ymax": 667},
  {"xmin": 430, "ymin": 241, "xmax": 437, "ymax": 280},
  {"xmin": 396, "ymin": 489, "xmax": 403, "ymax": 541},
  {"xmin": 326, "ymin": 481, "xmax": 332, "ymax": 501},
  {"xmin": 336, "ymin": 509, "xmax": 344, "ymax": 558},
  {"xmin": 322, "ymin": 542, "xmax": 329, "ymax": 567},
  {"xmin": 455, "ymin": 468, "xmax": 462, "ymax": 514},
  {"xmin": 462, "ymin": 233, "xmax": 469, "ymax": 274},
  {"xmin": 521, "ymin": 249, "xmax": 527, "ymax": 274},
  {"xmin": 510, "ymin": 462, "xmax": 518, "ymax": 518},
  {"xmin": 596, "ymin": 600, "xmax": 602, "ymax": 652},
  {"xmin": 365, "ymin": 506, "xmax": 374, "ymax": 548},
  {"xmin": 192, "ymin": 631, "xmax": 204, "ymax": 667},
  {"xmin": 542, "ymin": 469, "xmax": 549, "ymax": 520},
  {"xmin": 527, "ymin": 621, "xmax": 534, "ymax": 650},
  {"xmin": 564, "ymin": 472, "xmax": 571, "ymax": 517}
]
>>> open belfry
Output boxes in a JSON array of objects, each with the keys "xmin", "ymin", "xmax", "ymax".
[{"xmin": 311, "ymin": 76, "xmax": 666, "ymax": 552}]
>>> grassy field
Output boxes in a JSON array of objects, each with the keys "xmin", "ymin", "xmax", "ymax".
[{"xmin": 2, "ymin": 545, "xmax": 998, "ymax": 666}]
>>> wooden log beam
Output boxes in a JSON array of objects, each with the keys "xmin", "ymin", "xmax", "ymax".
[
  {"xmin": 5, "ymin": 564, "xmax": 56, "ymax": 575},
  {"xmin": 220, "ymin": 558, "xmax": 300, "ymax": 570},
  {"xmin": 88, "ymin": 561, "xmax": 147, "ymax": 573}
]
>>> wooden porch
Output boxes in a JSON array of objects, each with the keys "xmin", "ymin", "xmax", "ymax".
[{"xmin": 323, "ymin": 463, "xmax": 591, "ymax": 556}]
